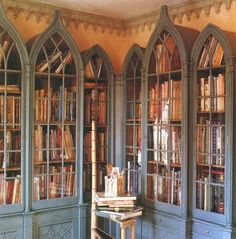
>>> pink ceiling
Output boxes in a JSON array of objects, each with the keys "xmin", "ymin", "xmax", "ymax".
[{"xmin": 28, "ymin": 0, "xmax": 189, "ymax": 19}]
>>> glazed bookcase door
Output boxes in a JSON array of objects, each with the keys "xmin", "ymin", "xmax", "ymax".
[
  {"xmin": 0, "ymin": 27, "xmax": 23, "ymax": 208},
  {"xmin": 83, "ymin": 53, "xmax": 109, "ymax": 197},
  {"xmin": 33, "ymin": 32, "xmax": 77, "ymax": 202},
  {"xmin": 146, "ymin": 30, "xmax": 182, "ymax": 208},
  {"xmin": 124, "ymin": 52, "xmax": 142, "ymax": 194},
  {"xmin": 194, "ymin": 34, "xmax": 226, "ymax": 218}
]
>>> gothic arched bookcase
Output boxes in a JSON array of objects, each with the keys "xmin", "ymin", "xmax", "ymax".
[
  {"xmin": 0, "ymin": 1, "xmax": 28, "ymax": 217},
  {"xmin": 82, "ymin": 44, "xmax": 114, "ymax": 201},
  {"xmin": 190, "ymin": 23, "xmax": 236, "ymax": 238},
  {"xmin": 122, "ymin": 43, "xmax": 144, "ymax": 195},
  {"xmin": 142, "ymin": 5, "xmax": 198, "ymax": 238},
  {"xmin": 29, "ymin": 10, "xmax": 83, "ymax": 211}
]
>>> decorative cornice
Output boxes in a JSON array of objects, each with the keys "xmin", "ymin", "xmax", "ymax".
[
  {"xmin": 2, "ymin": 0, "xmax": 235, "ymax": 35},
  {"xmin": 124, "ymin": 0, "xmax": 235, "ymax": 33}
]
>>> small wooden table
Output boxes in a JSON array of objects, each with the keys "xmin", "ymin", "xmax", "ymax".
[
  {"xmin": 96, "ymin": 210, "xmax": 138, "ymax": 239},
  {"xmin": 113, "ymin": 217, "xmax": 136, "ymax": 239}
]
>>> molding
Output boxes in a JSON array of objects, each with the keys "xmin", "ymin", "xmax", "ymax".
[{"xmin": 2, "ymin": 0, "xmax": 235, "ymax": 35}]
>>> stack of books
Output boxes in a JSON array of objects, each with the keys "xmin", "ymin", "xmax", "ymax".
[{"xmin": 95, "ymin": 192, "xmax": 142, "ymax": 221}]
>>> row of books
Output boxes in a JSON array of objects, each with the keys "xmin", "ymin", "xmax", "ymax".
[
  {"xmin": 85, "ymin": 90, "xmax": 107, "ymax": 125},
  {"xmin": 148, "ymin": 80, "xmax": 182, "ymax": 121},
  {"xmin": 34, "ymin": 87, "xmax": 76, "ymax": 122},
  {"xmin": 198, "ymin": 36, "xmax": 224, "ymax": 68},
  {"xmin": 0, "ymin": 131, "xmax": 21, "ymax": 168},
  {"xmin": 196, "ymin": 119, "xmax": 225, "ymax": 166},
  {"xmin": 83, "ymin": 165, "xmax": 106, "ymax": 192},
  {"xmin": 36, "ymin": 50, "xmax": 73, "ymax": 74},
  {"xmin": 34, "ymin": 162, "xmax": 75, "ymax": 174},
  {"xmin": 33, "ymin": 165, "xmax": 76, "ymax": 200},
  {"xmin": 198, "ymin": 74, "xmax": 225, "ymax": 112},
  {"xmin": 0, "ymin": 175, "xmax": 21, "ymax": 205},
  {"xmin": 34, "ymin": 125, "xmax": 75, "ymax": 162},
  {"xmin": 83, "ymin": 131, "xmax": 106, "ymax": 163},
  {"xmin": 126, "ymin": 160, "xmax": 141, "ymax": 194},
  {"xmin": 126, "ymin": 125, "xmax": 141, "ymax": 149},
  {"xmin": 0, "ymin": 95, "xmax": 21, "ymax": 126},
  {"xmin": 148, "ymin": 168, "xmax": 181, "ymax": 205},
  {"xmin": 126, "ymin": 81, "xmax": 141, "ymax": 102},
  {"xmin": 149, "ymin": 125, "xmax": 181, "ymax": 164},
  {"xmin": 196, "ymin": 174, "xmax": 224, "ymax": 213},
  {"xmin": 126, "ymin": 103, "xmax": 141, "ymax": 120}
]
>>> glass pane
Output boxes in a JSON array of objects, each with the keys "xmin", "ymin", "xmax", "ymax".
[
  {"xmin": 97, "ymin": 89, "xmax": 107, "ymax": 124},
  {"xmin": 98, "ymin": 131, "xmax": 106, "ymax": 162},
  {"xmin": 135, "ymin": 125, "xmax": 141, "ymax": 148},
  {"xmin": 126, "ymin": 80, "xmax": 135, "ymax": 101},
  {"xmin": 49, "ymin": 167, "xmax": 62, "ymax": 199},
  {"xmin": 171, "ymin": 46, "xmax": 181, "ymax": 71},
  {"xmin": 126, "ymin": 61, "xmax": 134, "ymax": 78},
  {"xmin": 170, "ymin": 80, "xmax": 181, "ymax": 121},
  {"xmin": 171, "ymin": 126, "xmax": 181, "ymax": 164},
  {"xmin": 135, "ymin": 79, "xmax": 141, "ymax": 100},
  {"xmin": 126, "ymin": 125, "xmax": 133, "ymax": 147},
  {"xmin": 33, "ymin": 175, "xmax": 47, "ymax": 200},
  {"xmin": 126, "ymin": 103, "xmax": 134, "ymax": 120},
  {"xmin": 147, "ymin": 175, "xmax": 157, "ymax": 200}
]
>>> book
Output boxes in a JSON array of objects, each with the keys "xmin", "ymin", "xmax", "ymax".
[
  {"xmin": 0, "ymin": 40, "xmax": 10, "ymax": 67},
  {"xmin": 85, "ymin": 59, "xmax": 95, "ymax": 78},
  {"xmin": 95, "ymin": 192, "xmax": 137, "ymax": 202},
  {"xmin": 212, "ymin": 42, "xmax": 224, "ymax": 67},
  {"xmin": 55, "ymin": 50, "xmax": 73, "ymax": 74},
  {"xmin": 96, "ymin": 199, "xmax": 135, "ymax": 207},
  {"xmin": 36, "ymin": 50, "xmax": 62, "ymax": 72},
  {"xmin": 0, "ymin": 85, "xmax": 20, "ymax": 94}
]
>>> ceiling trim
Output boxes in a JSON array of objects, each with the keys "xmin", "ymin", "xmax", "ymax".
[{"xmin": 3, "ymin": 0, "xmax": 235, "ymax": 36}]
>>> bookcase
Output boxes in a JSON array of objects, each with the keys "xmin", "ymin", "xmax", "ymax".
[
  {"xmin": 82, "ymin": 45, "xmax": 113, "ymax": 200},
  {"xmin": 122, "ymin": 44, "xmax": 144, "ymax": 194},
  {"xmin": 0, "ymin": 3, "xmax": 27, "ymax": 215},
  {"xmin": 140, "ymin": 6, "xmax": 198, "ymax": 238},
  {"xmin": 190, "ymin": 24, "xmax": 236, "ymax": 238},
  {"xmin": 29, "ymin": 11, "xmax": 83, "ymax": 210}
]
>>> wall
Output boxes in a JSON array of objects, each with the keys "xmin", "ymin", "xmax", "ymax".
[{"xmin": 5, "ymin": 0, "xmax": 236, "ymax": 74}]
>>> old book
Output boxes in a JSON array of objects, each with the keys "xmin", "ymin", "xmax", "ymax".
[
  {"xmin": 212, "ymin": 42, "xmax": 224, "ymax": 67},
  {"xmin": 0, "ymin": 85, "xmax": 20, "ymax": 94},
  {"xmin": 95, "ymin": 192, "xmax": 136, "ymax": 202},
  {"xmin": 55, "ymin": 50, "xmax": 73, "ymax": 74},
  {"xmin": 85, "ymin": 60, "xmax": 95, "ymax": 78},
  {"xmin": 0, "ymin": 40, "xmax": 10, "ymax": 67},
  {"xmin": 36, "ymin": 51, "xmax": 62, "ymax": 72}
]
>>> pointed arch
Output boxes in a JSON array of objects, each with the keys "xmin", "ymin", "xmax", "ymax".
[
  {"xmin": 191, "ymin": 23, "xmax": 236, "ymax": 67},
  {"xmin": 122, "ymin": 43, "xmax": 144, "ymax": 77},
  {"xmin": 82, "ymin": 44, "xmax": 114, "ymax": 77},
  {"xmin": 144, "ymin": 5, "xmax": 189, "ymax": 70},
  {"xmin": 29, "ymin": 10, "xmax": 83, "ymax": 72},
  {"xmin": 0, "ymin": 1, "xmax": 28, "ymax": 67}
]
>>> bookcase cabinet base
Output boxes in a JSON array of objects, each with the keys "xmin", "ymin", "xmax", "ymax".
[
  {"xmin": 141, "ymin": 209, "xmax": 192, "ymax": 239},
  {"xmin": 192, "ymin": 220, "xmax": 234, "ymax": 239},
  {"xmin": 0, "ymin": 204, "xmax": 87, "ymax": 239}
]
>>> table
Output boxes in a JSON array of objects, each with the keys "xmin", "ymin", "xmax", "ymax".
[
  {"xmin": 96, "ymin": 210, "xmax": 139, "ymax": 239},
  {"xmin": 113, "ymin": 217, "xmax": 136, "ymax": 239}
]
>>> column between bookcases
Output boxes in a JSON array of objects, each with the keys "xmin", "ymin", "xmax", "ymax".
[{"xmin": 24, "ymin": 64, "xmax": 33, "ymax": 213}]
